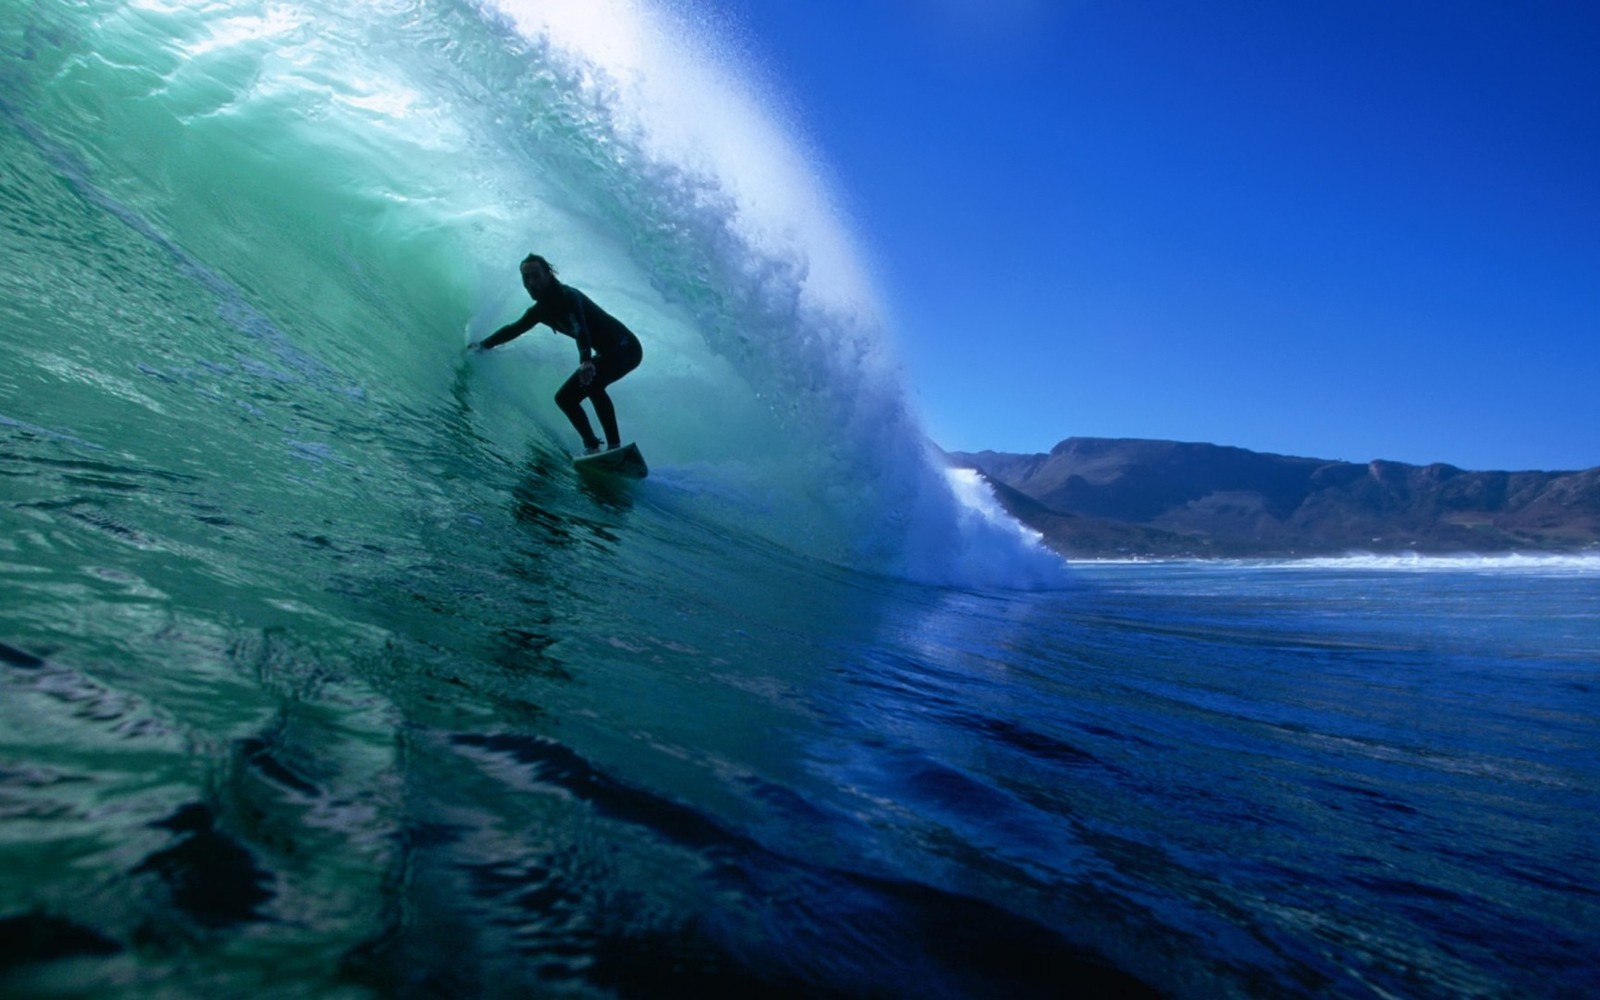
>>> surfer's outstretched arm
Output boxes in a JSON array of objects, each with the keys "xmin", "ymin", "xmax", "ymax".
[{"xmin": 471, "ymin": 307, "xmax": 538, "ymax": 351}]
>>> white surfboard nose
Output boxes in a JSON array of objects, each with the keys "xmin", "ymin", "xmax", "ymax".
[{"xmin": 573, "ymin": 442, "xmax": 649, "ymax": 479}]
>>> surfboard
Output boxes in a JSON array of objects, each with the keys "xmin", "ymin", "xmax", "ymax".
[{"xmin": 573, "ymin": 442, "xmax": 648, "ymax": 479}]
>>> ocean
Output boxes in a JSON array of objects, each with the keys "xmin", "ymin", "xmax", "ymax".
[{"xmin": 3, "ymin": 1, "xmax": 1597, "ymax": 997}]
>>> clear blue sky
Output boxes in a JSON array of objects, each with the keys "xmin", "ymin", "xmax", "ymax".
[{"xmin": 703, "ymin": 0, "xmax": 1599, "ymax": 472}]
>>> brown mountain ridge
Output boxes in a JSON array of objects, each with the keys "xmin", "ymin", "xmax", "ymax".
[{"xmin": 948, "ymin": 437, "xmax": 1600, "ymax": 558}]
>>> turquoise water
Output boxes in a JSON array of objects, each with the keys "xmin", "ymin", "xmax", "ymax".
[{"xmin": 4, "ymin": 2, "xmax": 1599, "ymax": 997}]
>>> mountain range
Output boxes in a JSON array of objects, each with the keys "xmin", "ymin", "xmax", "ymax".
[{"xmin": 947, "ymin": 437, "xmax": 1600, "ymax": 558}]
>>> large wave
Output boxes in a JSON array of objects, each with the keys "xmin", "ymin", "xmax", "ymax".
[{"xmin": 3, "ymin": 0, "xmax": 1064, "ymax": 587}]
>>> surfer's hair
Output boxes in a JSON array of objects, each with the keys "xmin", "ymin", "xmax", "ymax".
[{"xmin": 521, "ymin": 254, "xmax": 556, "ymax": 277}]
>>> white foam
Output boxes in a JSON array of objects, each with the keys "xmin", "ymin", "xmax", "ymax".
[
  {"xmin": 487, "ymin": 0, "xmax": 879, "ymax": 319},
  {"xmin": 1275, "ymin": 552, "xmax": 1600, "ymax": 575},
  {"xmin": 895, "ymin": 466, "xmax": 1068, "ymax": 590}
]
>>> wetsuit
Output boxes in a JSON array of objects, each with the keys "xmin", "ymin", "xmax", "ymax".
[{"xmin": 481, "ymin": 282, "xmax": 643, "ymax": 450}]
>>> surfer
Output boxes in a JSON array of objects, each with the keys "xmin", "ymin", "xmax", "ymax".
[{"xmin": 471, "ymin": 254, "xmax": 644, "ymax": 455}]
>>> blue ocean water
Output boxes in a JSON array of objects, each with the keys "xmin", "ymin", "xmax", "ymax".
[{"xmin": 3, "ymin": 2, "xmax": 1598, "ymax": 997}]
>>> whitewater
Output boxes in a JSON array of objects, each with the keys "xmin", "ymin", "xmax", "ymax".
[{"xmin": 2, "ymin": 1, "xmax": 1597, "ymax": 997}]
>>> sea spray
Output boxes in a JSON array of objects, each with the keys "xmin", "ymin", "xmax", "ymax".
[{"xmin": 473, "ymin": 0, "xmax": 1067, "ymax": 586}]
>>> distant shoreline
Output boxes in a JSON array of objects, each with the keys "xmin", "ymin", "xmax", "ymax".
[{"xmin": 947, "ymin": 437, "xmax": 1600, "ymax": 560}]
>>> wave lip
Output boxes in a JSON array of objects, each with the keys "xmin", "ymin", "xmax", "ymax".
[
  {"xmin": 472, "ymin": 0, "xmax": 1064, "ymax": 588},
  {"xmin": 5, "ymin": 0, "xmax": 1065, "ymax": 590}
]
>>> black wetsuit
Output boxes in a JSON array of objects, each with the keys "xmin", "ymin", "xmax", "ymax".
[{"xmin": 482, "ymin": 282, "xmax": 643, "ymax": 449}]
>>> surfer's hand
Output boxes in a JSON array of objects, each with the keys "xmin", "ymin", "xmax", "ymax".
[
  {"xmin": 578, "ymin": 361, "xmax": 595, "ymax": 386},
  {"xmin": 468, "ymin": 340, "xmax": 485, "ymax": 352}
]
